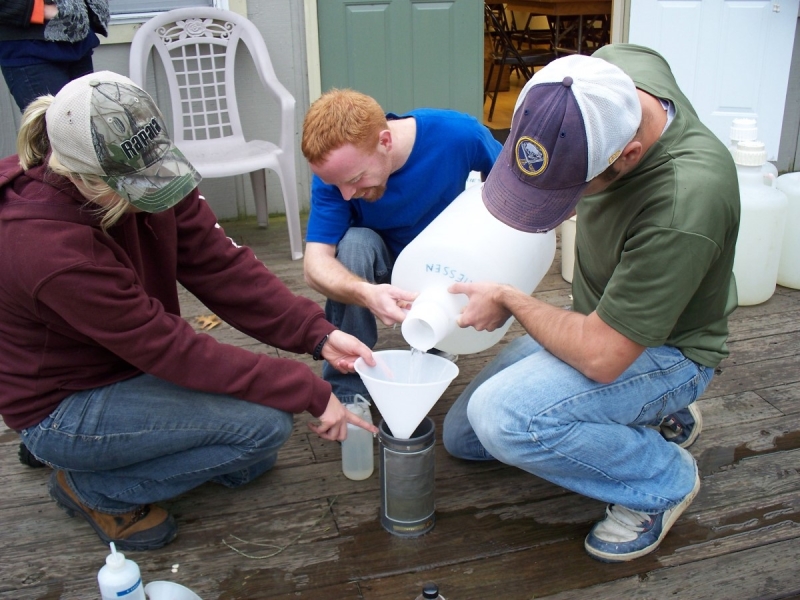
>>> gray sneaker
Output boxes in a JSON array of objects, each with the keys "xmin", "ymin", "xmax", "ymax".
[
  {"xmin": 659, "ymin": 403, "xmax": 703, "ymax": 449},
  {"xmin": 585, "ymin": 472, "xmax": 701, "ymax": 562}
]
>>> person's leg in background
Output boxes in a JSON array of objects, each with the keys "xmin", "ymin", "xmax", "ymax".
[
  {"xmin": 2, "ymin": 52, "xmax": 94, "ymax": 111},
  {"xmin": 323, "ymin": 227, "xmax": 393, "ymax": 403}
]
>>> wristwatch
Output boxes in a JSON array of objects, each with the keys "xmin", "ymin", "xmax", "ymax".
[{"xmin": 312, "ymin": 334, "xmax": 329, "ymax": 361}]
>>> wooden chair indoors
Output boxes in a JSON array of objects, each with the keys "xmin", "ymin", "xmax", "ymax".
[
  {"xmin": 483, "ymin": 3, "xmax": 556, "ymax": 122},
  {"xmin": 552, "ymin": 14, "xmax": 611, "ymax": 55}
]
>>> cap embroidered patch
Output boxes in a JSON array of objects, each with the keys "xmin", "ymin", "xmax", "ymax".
[{"xmin": 516, "ymin": 137, "xmax": 548, "ymax": 176}]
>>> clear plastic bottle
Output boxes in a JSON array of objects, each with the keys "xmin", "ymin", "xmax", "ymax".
[
  {"xmin": 341, "ymin": 395, "xmax": 374, "ymax": 480},
  {"xmin": 415, "ymin": 581, "xmax": 446, "ymax": 599},
  {"xmin": 97, "ymin": 542, "xmax": 146, "ymax": 600}
]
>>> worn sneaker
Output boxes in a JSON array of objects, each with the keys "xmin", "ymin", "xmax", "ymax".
[
  {"xmin": 427, "ymin": 348, "xmax": 459, "ymax": 363},
  {"xmin": 584, "ymin": 472, "xmax": 701, "ymax": 562},
  {"xmin": 49, "ymin": 470, "xmax": 177, "ymax": 551},
  {"xmin": 659, "ymin": 403, "xmax": 703, "ymax": 449}
]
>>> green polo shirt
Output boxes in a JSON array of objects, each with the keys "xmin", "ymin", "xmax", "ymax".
[{"xmin": 572, "ymin": 44, "xmax": 740, "ymax": 368}]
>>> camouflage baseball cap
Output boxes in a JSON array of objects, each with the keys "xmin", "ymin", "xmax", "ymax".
[{"xmin": 46, "ymin": 71, "xmax": 201, "ymax": 213}]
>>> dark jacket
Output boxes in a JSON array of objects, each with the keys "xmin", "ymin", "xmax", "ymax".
[
  {"xmin": 0, "ymin": 156, "xmax": 334, "ymax": 431},
  {"xmin": 0, "ymin": 0, "xmax": 109, "ymax": 43}
]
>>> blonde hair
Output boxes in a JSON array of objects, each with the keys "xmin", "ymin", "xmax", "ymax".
[
  {"xmin": 16, "ymin": 95, "xmax": 131, "ymax": 231},
  {"xmin": 301, "ymin": 89, "xmax": 388, "ymax": 164}
]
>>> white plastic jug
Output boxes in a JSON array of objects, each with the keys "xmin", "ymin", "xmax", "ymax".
[
  {"xmin": 729, "ymin": 118, "xmax": 778, "ymax": 186},
  {"xmin": 731, "ymin": 141, "xmax": 788, "ymax": 306},
  {"xmin": 392, "ymin": 183, "xmax": 556, "ymax": 354},
  {"xmin": 775, "ymin": 172, "xmax": 800, "ymax": 289}
]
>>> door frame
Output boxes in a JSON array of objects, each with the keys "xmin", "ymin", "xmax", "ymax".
[
  {"xmin": 303, "ymin": 0, "xmax": 626, "ymax": 105},
  {"xmin": 304, "ymin": 0, "xmax": 322, "ymax": 103}
]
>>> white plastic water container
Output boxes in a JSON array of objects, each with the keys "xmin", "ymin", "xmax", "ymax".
[
  {"xmin": 560, "ymin": 215, "xmax": 577, "ymax": 283},
  {"xmin": 392, "ymin": 183, "xmax": 556, "ymax": 354},
  {"xmin": 341, "ymin": 396, "xmax": 374, "ymax": 480},
  {"xmin": 729, "ymin": 118, "xmax": 779, "ymax": 186},
  {"xmin": 731, "ymin": 141, "xmax": 788, "ymax": 305},
  {"xmin": 775, "ymin": 172, "xmax": 800, "ymax": 289},
  {"xmin": 464, "ymin": 170, "xmax": 482, "ymax": 189}
]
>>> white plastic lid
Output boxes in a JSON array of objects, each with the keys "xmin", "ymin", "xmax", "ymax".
[
  {"xmin": 729, "ymin": 117, "xmax": 758, "ymax": 142},
  {"xmin": 731, "ymin": 140, "xmax": 767, "ymax": 166},
  {"xmin": 344, "ymin": 395, "xmax": 371, "ymax": 420},
  {"xmin": 105, "ymin": 542, "xmax": 126, "ymax": 569}
]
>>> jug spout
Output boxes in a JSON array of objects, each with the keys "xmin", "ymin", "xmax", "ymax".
[{"xmin": 402, "ymin": 288, "xmax": 463, "ymax": 352}]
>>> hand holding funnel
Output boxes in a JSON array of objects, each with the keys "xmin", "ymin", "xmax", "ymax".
[{"xmin": 355, "ymin": 350, "xmax": 458, "ymax": 439}]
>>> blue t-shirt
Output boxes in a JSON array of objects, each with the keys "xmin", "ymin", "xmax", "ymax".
[{"xmin": 305, "ymin": 108, "xmax": 502, "ymax": 258}]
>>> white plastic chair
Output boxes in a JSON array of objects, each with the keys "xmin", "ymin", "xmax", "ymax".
[{"xmin": 129, "ymin": 8, "xmax": 303, "ymax": 260}]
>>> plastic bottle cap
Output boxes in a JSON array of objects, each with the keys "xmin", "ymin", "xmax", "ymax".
[
  {"xmin": 732, "ymin": 140, "xmax": 767, "ymax": 167},
  {"xmin": 422, "ymin": 582, "xmax": 440, "ymax": 599},
  {"xmin": 105, "ymin": 542, "xmax": 126, "ymax": 569},
  {"xmin": 345, "ymin": 395, "xmax": 372, "ymax": 421},
  {"xmin": 729, "ymin": 117, "xmax": 758, "ymax": 142}
]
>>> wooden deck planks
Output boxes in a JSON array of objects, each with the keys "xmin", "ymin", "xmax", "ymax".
[{"xmin": 1, "ymin": 216, "xmax": 799, "ymax": 600}]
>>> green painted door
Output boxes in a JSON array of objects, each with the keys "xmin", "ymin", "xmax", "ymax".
[{"xmin": 317, "ymin": 0, "xmax": 483, "ymax": 119}]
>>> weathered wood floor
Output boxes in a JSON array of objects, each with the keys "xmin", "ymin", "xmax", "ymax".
[{"xmin": 2, "ymin": 215, "xmax": 799, "ymax": 600}]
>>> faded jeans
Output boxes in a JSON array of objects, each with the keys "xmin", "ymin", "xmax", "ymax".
[
  {"xmin": 443, "ymin": 335, "xmax": 714, "ymax": 513},
  {"xmin": 20, "ymin": 374, "xmax": 293, "ymax": 514},
  {"xmin": 323, "ymin": 227, "xmax": 394, "ymax": 404},
  {"xmin": 2, "ymin": 54, "xmax": 94, "ymax": 111}
]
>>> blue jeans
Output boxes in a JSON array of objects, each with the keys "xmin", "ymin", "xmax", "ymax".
[
  {"xmin": 2, "ymin": 54, "xmax": 94, "ymax": 111},
  {"xmin": 324, "ymin": 227, "xmax": 394, "ymax": 403},
  {"xmin": 443, "ymin": 335, "xmax": 714, "ymax": 513},
  {"xmin": 20, "ymin": 374, "xmax": 293, "ymax": 514}
]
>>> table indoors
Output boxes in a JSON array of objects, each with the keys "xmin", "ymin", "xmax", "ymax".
[{"xmin": 503, "ymin": 0, "xmax": 611, "ymax": 56}]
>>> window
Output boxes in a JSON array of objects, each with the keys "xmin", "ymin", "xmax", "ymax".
[
  {"xmin": 110, "ymin": 0, "xmax": 224, "ymax": 24},
  {"xmin": 103, "ymin": 0, "xmax": 246, "ymax": 43}
]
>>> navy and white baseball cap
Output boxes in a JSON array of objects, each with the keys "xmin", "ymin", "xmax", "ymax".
[
  {"xmin": 483, "ymin": 54, "xmax": 642, "ymax": 233},
  {"xmin": 46, "ymin": 71, "xmax": 201, "ymax": 213}
]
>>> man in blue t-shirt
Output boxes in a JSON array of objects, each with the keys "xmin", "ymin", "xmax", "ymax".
[{"xmin": 301, "ymin": 89, "xmax": 502, "ymax": 404}]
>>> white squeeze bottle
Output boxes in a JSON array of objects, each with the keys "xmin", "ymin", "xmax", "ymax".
[
  {"xmin": 98, "ymin": 542, "xmax": 146, "ymax": 600},
  {"xmin": 341, "ymin": 395, "xmax": 374, "ymax": 480}
]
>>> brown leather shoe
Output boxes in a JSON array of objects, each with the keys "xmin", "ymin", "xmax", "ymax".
[{"xmin": 49, "ymin": 470, "xmax": 177, "ymax": 551}]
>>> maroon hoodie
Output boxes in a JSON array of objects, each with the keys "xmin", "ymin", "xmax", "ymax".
[{"xmin": 0, "ymin": 155, "xmax": 334, "ymax": 431}]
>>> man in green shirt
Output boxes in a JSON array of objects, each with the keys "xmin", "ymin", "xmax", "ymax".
[{"xmin": 442, "ymin": 45, "xmax": 739, "ymax": 562}]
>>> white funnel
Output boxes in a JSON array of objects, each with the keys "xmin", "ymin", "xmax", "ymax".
[{"xmin": 354, "ymin": 350, "xmax": 458, "ymax": 439}]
